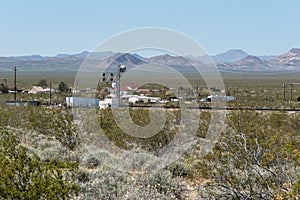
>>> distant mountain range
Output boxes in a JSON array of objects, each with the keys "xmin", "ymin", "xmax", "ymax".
[
  {"xmin": 216, "ymin": 48, "xmax": 300, "ymax": 71},
  {"xmin": 212, "ymin": 49, "xmax": 249, "ymax": 63},
  {"xmin": 3, "ymin": 51, "xmax": 115, "ymax": 61},
  {"xmin": 270, "ymin": 48, "xmax": 300, "ymax": 70},
  {"xmin": 1, "ymin": 48, "xmax": 300, "ymax": 72},
  {"xmin": 212, "ymin": 49, "xmax": 277, "ymax": 62},
  {"xmin": 217, "ymin": 55, "xmax": 272, "ymax": 71}
]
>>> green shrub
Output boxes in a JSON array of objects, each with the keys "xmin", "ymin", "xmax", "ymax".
[{"xmin": 0, "ymin": 130, "xmax": 79, "ymax": 199}]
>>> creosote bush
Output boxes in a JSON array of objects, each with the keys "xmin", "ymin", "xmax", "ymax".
[
  {"xmin": 0, "ymin": 106, "xmax": 80, "ymax": 150},
  {"xmin": 98, "ymin": 108, "xmax": 180, "ymax": 151},
  {"xmin": 0, "ymin": 105, "xmax": 299, "ymax": 199},
  {"xmin": 186, "ymin": 111, "xmax": 300, "ymax": 199},
  {"xmin": 0, "ymin": 130, "xmax": 79, "ymax": 199}
]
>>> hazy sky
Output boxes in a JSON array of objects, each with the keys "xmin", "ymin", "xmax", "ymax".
[{"xmin": 0, "ymin": 0, "xmax": 299, "ymax": 56}]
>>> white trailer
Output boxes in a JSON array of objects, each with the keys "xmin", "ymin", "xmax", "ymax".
[{"xmin": 66, "ymin": 97, "xmax": 99, "ymax": 107}]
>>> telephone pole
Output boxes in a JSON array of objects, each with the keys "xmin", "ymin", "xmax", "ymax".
[
  {"xmin": 283, "ymin": 83, "xmax": 286, "ymax": 101},
  {"xmin": 226, "ymin": 79, "xmax": 229, "ymax": 95},
  {"xmin": 290, "ymin": 83, "xmax": 293, "ymax": 102},
  {"xmin": 49, "ymin": 81, "xmax": 52, "ymax": 106},
  {"xmin": 14, "ymin": 66, "xmax": 17, "ymax": 102}
]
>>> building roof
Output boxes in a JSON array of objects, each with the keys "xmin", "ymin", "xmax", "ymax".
[
  {"xmin": 28, "ymin": 86, "xmax": 55, "ymax": 94},
  {"xmin": 28, "ymin": 86, "xmax": 45, "ymax": 94}
]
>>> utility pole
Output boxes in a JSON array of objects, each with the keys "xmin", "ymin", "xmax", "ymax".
[
  {"xmin": 283, "ymin": 83, "xmax": 286, "ymax": 101},
  {"xmin": 65, "ymin": 81, "xmax": 67, "ymax": 93},
  {"xmin": 226, "ymin": 79, "xmax": 229, "ymax": 95},
  {"xmin": 199, "ymin": 86, "xmax": 202, "ymax": 97},
  {"xmin": 49, "ymin": 81, "xmax": 52, "ymax": 106},
  {"xmin": 290, "ymin": 83, "xmax": 293, "ymax": 102},
  {"xmin": 13, "ymin": 66, "xmax": 17, "ymax": 102}
]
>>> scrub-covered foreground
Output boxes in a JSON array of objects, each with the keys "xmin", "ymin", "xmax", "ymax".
[{"xmin": 0, "ymin": 106, "xmax": 299, "ymax": 199}]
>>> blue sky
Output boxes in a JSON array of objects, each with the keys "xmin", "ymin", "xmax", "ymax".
[{"xmin": 0, "ymin": 0, "xmax": 299, "ymax": 56}]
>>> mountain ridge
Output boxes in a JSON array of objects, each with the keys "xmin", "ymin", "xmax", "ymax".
[
  {"xmin": 1, "ymin": 48, "xmax": 300, "ymax": 72},
  {"xmin": 212, "ymin": 49, "xmax": 248, "ymax": 63}
]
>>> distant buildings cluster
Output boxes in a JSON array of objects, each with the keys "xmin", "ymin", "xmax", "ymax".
[
  {"xmin": 65, "ymin": 84, "xmax": 235, "ymax": 109},
  {"xmin": 1, "ymin": 82, "xmax": 235, "ymax": 108},
  {"xmin": 3, "ymin": 86, "xmax": 55, "ymax": 95}
]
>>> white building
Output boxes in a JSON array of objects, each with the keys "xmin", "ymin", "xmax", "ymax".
[
  {"xmin": 200, "ymin": 95, "xmax": 236, "ymax": 102},
  {"xmin": 66, "ymin": 97, "xmax": 99, "ymax": 107},
  {"xmin": 28, "ymin": 86, "xmax": 44, "ymax": 94},
  {"xmin": 28, "ymin": 86, "xmax": 55, "ymax": 94}
]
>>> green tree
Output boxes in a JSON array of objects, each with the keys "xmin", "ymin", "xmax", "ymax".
[
  {"xmin": 0, "ymin": 130, "xmax": 79, "ymax": 199},
  {"xmin": 0, "ymin": 83, "xmax": 8, "ymax": 94},
  {"xmin": 37, "ymin": 79, "xmax": 48, "ymax": 88},
  {"xmin": 58, "ymin": 81, "xmax": 68, "ymax": 93}
]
